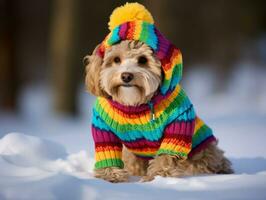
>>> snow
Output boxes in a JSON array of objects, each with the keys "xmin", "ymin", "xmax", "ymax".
[{"xmin": 0, "ymin": 66, "xmax": 266, "ymax": 200}]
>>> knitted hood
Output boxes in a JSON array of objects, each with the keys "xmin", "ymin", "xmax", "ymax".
[
  {"xmin": 97, "ymin": 2, "xmax": 183, "ymax": 95},
  {"xmin": 91, "ymin": 4, "xmax": 217, "ymax": 170}
]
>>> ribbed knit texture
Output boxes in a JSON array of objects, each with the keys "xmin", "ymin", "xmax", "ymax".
[
  {"xmin": 92, "ymin": 4, "xmax": 216, "ymax": 169},
  {"xmin": 92, "ymin": 85, "xmax": 216, "ymax": 169},
  {"xmin": 97, "ymin": 20, "xmax": 182, "ymax": 95}
]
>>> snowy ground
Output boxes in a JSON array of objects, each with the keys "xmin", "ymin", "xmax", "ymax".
[{"xmin": 0, "ymin": 66, "xmax": 266, "ymax": 200}]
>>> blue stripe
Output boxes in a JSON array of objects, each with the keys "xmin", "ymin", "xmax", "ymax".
[
  {"xmin": 93, "ymin": 100, "xmax": 193, "ymax": 142},
  {"xmin": 108, "ymin": 26, "xmax": 121, "ymax": 44}
]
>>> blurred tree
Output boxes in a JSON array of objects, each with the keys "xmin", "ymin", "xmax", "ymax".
[
  {"xmin": 49, "ymin": 0, "xmax": 82, "ymax": 115},
  {"xmin": 0, "ymin": 0, "xmax": 19, "ymax": 111},
  {"xmin": 144, "ymin": 0, "xmax": 266, "ymax": 91},
  {"xmin": 1, "ymin": 0, "xmax": 266, "ymax": 114},
  {"xmin": 49, "ymin": 0, "xmax": 132, "ymax": 115}
]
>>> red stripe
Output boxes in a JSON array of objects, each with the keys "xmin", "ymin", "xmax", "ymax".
[
  {"xmin": 165, "ymin": 48, "xmax": 181, "ymax": 71},
  {"xmin": 127, "ymin": 147, "xmax": 159, "ymax": 153},
  {"xmin": 161, "ymin": 45, "xmax": 175, "ymax": 70},
  {"xmin": 126, "ymin": 22, "xmax": 135, "ymax": 40},
  {"xmin": 123, "ymin": 139, "xmax": 161, "ymax": 149},
  {"xmin": 95, "ymin": 142, "xmax": 122, "ymax": 148},
  {"xmin": 95, "ymin": 145, "xmax": 122, "ymax": 152},
  {"xmin": 162, "ymin": 134, "xmax": 192, "ymax": 144}
]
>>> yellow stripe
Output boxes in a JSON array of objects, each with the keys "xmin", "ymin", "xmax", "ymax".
[
  {"xmin": 194, "ymin": 117, "xmax": 204, "ymax": 133},
  {"xmin": 156, "ymin": 85, "xmax": 181, "ymax": 116},
  {"xmin": 103, "ymin": 33, "xmax": 112, "ymax": 48},
  {"xmin": 160, "ymin": 142, "xmax": 191, "ymax": 154},
  {"xmin": 95, "ymin": 150, "xmax": 122, "ymax": 161},
  {"xmin": 164, "ymin": 53, "xmax": 182, "ymax": 80},
  {"xmin": 129, "ymin": 149, "xmax": 157, "ymax": 155},
  {"xmin": 98, "ymin": 85, "xmax": 181, "ymax": 125},
  {"xmin": 133, "ymin": 21, "xmax": 142, "ymax": 40}
]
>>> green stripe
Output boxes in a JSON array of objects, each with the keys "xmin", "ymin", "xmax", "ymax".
[
  {"xmin": 162, "ymin": 63, "xmax": 182, "ymax": 85},
  {"xmin": 139, "ymin": 22, "xmax": 149, "ymax": 42},
  {"xmin": 157, "ymin": 149, "xmax": 188, "ymax": 158},
  {"xmin": 192, "ymin": 124, "xmax": 212, "ymax": 148},
  {"xmin": 95, "ymin": 88, "xmax": 188, "ymax": 132},
  {"xmin": 95, "ymin": 159, "xmax": 124, "ymax": 169},
  {"xmin": 134, "ymin": 152, "xmax": 156, "ymax": 157}
]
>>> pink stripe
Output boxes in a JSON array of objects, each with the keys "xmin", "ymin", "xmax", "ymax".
[
  {"xmin": 154, "ymin": 28, "xmax": 171, "ymax": 60},
  {"xmin": 152, "ymin": 88, "xmax": 174, "ymax": 104},
  {"xmin": 91, "ymin": 126, "xmax": 120, "ymax": 143},
  {"xmin": 119, "ymin": 23, "xmax": 128, "ymax": 39},
  {"xmin": 123, "ymin": 139, "xmax": 161, "ymax": 149},
  {"xmin": 164, "ymin": 120, "xmax": 195, "ymax": 136},
  {"xmin": 108, "ymin": 88, "xmax": 175, "ymax": 114}
]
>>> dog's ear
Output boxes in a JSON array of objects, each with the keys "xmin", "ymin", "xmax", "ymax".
[
  {"xmin": 83, "ymin": 55, "xmax": 90, "ymax": 66},
  {"xmin": 84, "ymin": 45, "xmax": 106, "ymax": 97}
]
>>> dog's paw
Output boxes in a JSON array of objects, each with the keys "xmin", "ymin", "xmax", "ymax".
[
  {"xmin": 146, "ymin": 154, "xmax": 185, "ymax": 178},
  {"xmin": 94, "ymin": 167, "xmax": 129, "ymax": 183}
]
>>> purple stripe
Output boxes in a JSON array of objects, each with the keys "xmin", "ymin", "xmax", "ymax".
[
  {"xmin": 136, "ymin": 155, "xmax": 153, "ymax": 160},
  {"xmin": 107, "ymin": 88, "xmax": 175, "ymax": 114},
  {"xmin": 123, "ymin": 138, "xmax": 161, "ymax": 149},
  {"xmin": 91, "ymin": 125, "xmax": 120, "ymax": 143},
  {"xmin": 108, "ymin": 99, "xmax": 149, "ymax": 113},
  {"xmin": 151, "ymin": 87, "xmax": 174, "ymax": 104},
  {"xmin": 164, "ymin": 120, "xmax": 195, "ymax": 136},
  {"xmin": 95, "ymin": 142, "xmax": 122, "ymax": 148},
  {"xmin": 119, "ymin": 23, "xmax": 128, "ymax": 39},
  {"xmin": 154, "ymin": 28, "xmax": 171, "ymax": 60}
]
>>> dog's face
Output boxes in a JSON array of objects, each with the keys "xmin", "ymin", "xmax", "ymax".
[{"xmin": 85, "ymin": 40, "xmax": 162, "ymax": 106}]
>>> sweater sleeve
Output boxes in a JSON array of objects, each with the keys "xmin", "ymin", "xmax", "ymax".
[
  {"xmin": 92, "ymin": 113, "xmax": 123, "ymax": 169},
  {"xmin": 157, "ymin": 105, "xmax": 196, "ymax": 159}
]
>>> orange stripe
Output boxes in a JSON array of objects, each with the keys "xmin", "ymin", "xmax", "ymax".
[
  {"xmin": 161, "ymin": 141, "xmax": 191, "ymax": 152},
  {"xmin": 162, "ymin": 49, "xmax": 180, "ymax": 71},
  {"xmin": 95, "ymin": 146, "xmax": 122, "ymax": 152},
  {"xmin": 162, "ymin": 139, "xmax": 191, "ymax": 148},
  {"xmin": 95, "ymin": 150, "xmax": 122, "ymax": 161},
  {"xmin": 194, "ymin": 117, "xmax": 204, "ymax": 133},
  {"xmin": 127, "ymin": 147, "xmax": 159, "ymax": 153},
  {"xmin": 127, "ymin": 22, "xmax": 135, "ymax": 40},
  {"xmin": 129, "ymin": 149, "xmax": 157, "ymax": 155}
]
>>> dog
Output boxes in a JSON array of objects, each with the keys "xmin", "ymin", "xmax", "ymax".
[{"xmin": 84, "ymin": 3, "xmax": 233, "ymax": 183}]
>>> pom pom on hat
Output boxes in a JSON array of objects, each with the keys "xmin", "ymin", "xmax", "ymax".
[
  {"xmin": 108, "ymin": 2, "xmax": 154, "ymax": 31},
  {"xmin": 99, "ymin": 3, "xmax": 183, "ymax": 95}
]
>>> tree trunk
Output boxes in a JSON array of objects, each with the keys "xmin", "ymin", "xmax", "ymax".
[
  {"xmin": 49, "ymin": 0, "xmax": 81, "ymax": 115},
  {"xmin": 0, "ymin": 0, "xmax": 19, "ymax": 111}
]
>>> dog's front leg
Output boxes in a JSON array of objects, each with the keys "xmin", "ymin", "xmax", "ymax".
[
  {"xmin": 94, "ymin": 167, "xmax": 129, "ymax": 183},
  {"xmin": 141, "ymin": 154, "xmax": 189, "ymax": 182}
]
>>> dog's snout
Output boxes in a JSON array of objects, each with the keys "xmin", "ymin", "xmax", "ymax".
[{"xmin": 121, "ymin": 72, "xmax": 134, "ymax": 83}]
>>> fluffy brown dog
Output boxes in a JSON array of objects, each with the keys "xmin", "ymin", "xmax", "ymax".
[{"xmin": 84, "ymin": 40, "xmax": 233, "ymax": 183}]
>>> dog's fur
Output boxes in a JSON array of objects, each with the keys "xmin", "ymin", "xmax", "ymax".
[{"xmin": 85, "ymin": 40, "xmax": 233, "ymax": 182}]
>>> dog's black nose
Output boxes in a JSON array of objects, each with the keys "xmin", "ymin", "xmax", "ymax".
[{"xmin": 121, "ymin": 72, "xmax": 134, "ymax": 83}]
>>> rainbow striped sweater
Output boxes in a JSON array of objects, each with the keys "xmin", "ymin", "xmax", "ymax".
[
  {"xmin": 92, "ymin": 8, "xmax": 216, "ymax": 169},
  {"xmin": 92, "ymin": 85, "xmax": 216, "ymax": 169}
]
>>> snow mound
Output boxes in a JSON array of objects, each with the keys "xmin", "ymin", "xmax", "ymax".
[
  {"xmin": 0, "ymin": 133, "xmax": 67, "ymax": 164},
  {"xmin": 0, "ymin": 133, "xmax": 266, "ymax": 200},
  {"xmin": 0, "ymin": 133, "xmax": 93, "ymax": 184}
]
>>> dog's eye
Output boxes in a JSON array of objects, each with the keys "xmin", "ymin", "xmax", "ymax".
[
  {"xmin": 113, "ymin": 56, "xmax": 121, "ymax": 64},
  {"xmin": 138, "ymin": 56, "xmax": 148, "ymax": 65}
]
